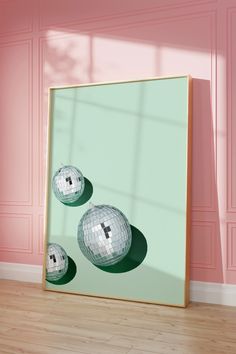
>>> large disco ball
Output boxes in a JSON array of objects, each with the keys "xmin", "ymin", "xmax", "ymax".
[
  {"xmin": 52, "ymin": 165, "xmax": 85, "ymax": 204},
  {"xmin": 46, "ymin": 243, "xmax": 69, "ymax": 281},
  {"xmin": 77, "ymin": 204, "xmax": 132, "ymax": 266}
]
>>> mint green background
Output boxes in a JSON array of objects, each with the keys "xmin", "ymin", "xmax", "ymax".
[{"xmin": 46, "ymin": 77, "xmax": 189, "ymax": 306}]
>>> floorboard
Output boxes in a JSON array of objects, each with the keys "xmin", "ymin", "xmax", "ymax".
[{"xmin": 0, "ymin": 280, "xmax": 236, "ymax": 354}]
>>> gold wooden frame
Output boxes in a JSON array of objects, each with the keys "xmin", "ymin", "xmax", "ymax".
[{"xmin": 42, "ymin": 75, "xmax": 192, "ymax": 308}]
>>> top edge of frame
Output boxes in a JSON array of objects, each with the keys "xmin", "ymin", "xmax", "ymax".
[{"xmin": 49, "ymin": 74, "xmax": 191, "ymax": 91}]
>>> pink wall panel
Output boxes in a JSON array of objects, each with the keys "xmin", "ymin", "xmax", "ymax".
[
  {"xmin": 0, "ymin": 0, "xmax": 33, "ymax": 37},
  {"xmin": 190, "ymin": 220, "xmax": 223, "ymax": 283},
  {"xmin": 225, "ymin": 4, "xmax": 236, "ymax": 284},
  {"xmin": 0, "ymin": 0, "xmax": 236, "ymax": 284},
  {"xmin": 227, "ymin": 223, "xmax": 236, "ymax": 271},
  {"xmin": 0, "ymin": 214, "xmax": 32, "ymax": 253},
  {"xmin": 38, "ymin": 214, "xmax": 44, "ymax": 256},
  {"xmin": 228, "ymin": 9, "xmax": 236, "ymax": 212},
  {"xmin": 39, "ymin": 0, "xmax": 200, "ymax": 31},
  {"xmin": 0, "ymin": 40, "xmax": 32, "ymax": 205},
  {"xmin": 191, "ymin": 222, "xmax": 216, "ymax": 270}
]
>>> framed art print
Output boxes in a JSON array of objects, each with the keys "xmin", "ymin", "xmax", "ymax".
[{"xmin": 43, "ymin": 75, "xmax": 192, "ymax": 307}]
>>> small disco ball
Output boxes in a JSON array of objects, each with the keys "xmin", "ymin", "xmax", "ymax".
[
  {"xmin": 52, "ymin": 165, "xmax": 85, "ymax": 204},
  {"xmin": 46, "ymin": 243, "xmax": 69, "ymax": 281},
  {"xmin": 77, "ymin": 204, "xmax": 132, "ymax": 266}
]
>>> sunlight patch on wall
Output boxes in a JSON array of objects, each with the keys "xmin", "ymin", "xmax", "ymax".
[
  {"xmin": 45, "ymin": 30, "xmax": 91, "ymax": 84},
  {"xmin": 92, "ymin": 35, "xmax": 158, "ymax": 81},
  {"xmin": 45, "ymin": 30, "xmax": 158, "ymax": 84}
]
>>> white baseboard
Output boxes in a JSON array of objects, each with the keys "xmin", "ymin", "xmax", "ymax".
[
  {"xmin": 0, "ymin": 262, "xmax": 236, "ymax": 306},
  {"xmin": 0, "ymin": 262, "xmax": 42, "ymax": 283},
  {"xmin": 190, "ymin": 280, "xmax": 236, "ymax": 306}
]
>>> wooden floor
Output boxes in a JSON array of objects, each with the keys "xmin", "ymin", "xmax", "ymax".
[{"xmin": 0, "ymin": 281, "xmax": 236, "ymax": 354}]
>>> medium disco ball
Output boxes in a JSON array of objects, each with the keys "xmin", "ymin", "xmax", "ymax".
[
  {"xmin": 52, "ymin": 165, "xmax": 85, "ymax": 204},
  {"xmin": 77, "ymin": 204, "xmax": 132, "ymax": 266},
  {"xmin": 46, "ymin": 243, "xmax": 69, "ymax": 281}
]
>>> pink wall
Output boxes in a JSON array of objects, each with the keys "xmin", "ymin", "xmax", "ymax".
[{"xmin": 0, "ymin": 0, "xmax": 235, "ymax": 284}]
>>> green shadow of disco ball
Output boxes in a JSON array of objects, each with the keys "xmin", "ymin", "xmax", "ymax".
[
  {"xmin": 77, "ymin": 204, "xmax": 132, "ymax": 267},
  {"xmin": 52, "ymin": 165, "xmax": 85, "ymax": 204},
  {"xmin": 46, "ymin": 243, "xmax": 69, "ymax": 281}
]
